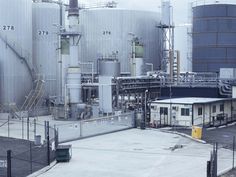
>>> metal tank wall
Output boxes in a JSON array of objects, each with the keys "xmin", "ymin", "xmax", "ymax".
[
  {"xmin": 99, "ymin": 59, "xmax": 121, "ymax": 77},
  {"xmin": 33, "ymin": 2, "xmax": 61, "ymax": 98},
  {"xmin": 0, "ymin": 0, "xmax": 33, "ymax": 106},
  {"xmin": 78, "ymin": 9, "xmax": 161, "ymax": 74},
  {"xmin": 192, "ymin": 4, "xmax": 236, "ymax": 73}
]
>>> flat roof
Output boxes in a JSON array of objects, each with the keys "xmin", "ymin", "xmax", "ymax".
[{"xmin": 152, "ymin": 97, "xmax": 228, "ymax": 105}]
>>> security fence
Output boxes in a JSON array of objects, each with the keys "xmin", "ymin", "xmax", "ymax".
[
  {"xmin": 0, "ymin": 111, "xmax": 135, "ymax": 176},
  {"xmin": 207, "ymin": 137, "xmax": 236, "ymax": 177},
  {"xmin": 0, "ymin": 117, "xmax": 55, "ymax": 142},
  {"xmin": 57, "ymin": 112, "xmax": 135, "ymax": 143},
  {"xmin": 0, "ymin": 111, "xmax": 135, "ymax": 143},
  {"xmin": 0, "ymin": 117, "xmax": 57, "ymax": 177},
  {"xmin": 203, "ymin": 115, "xmax": 236, "ymax": 128}
]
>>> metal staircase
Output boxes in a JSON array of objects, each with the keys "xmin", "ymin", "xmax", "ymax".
[{"xmin": 21, "ymin": 77, "xmax": 44, "ymax": 111}]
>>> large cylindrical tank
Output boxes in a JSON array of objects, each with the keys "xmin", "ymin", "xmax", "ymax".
[
  {"xmin": 99, "ymin": 59, "xmax": 121, "ymax": 77},
  {"xmin": 192, "ymin": 4, "xmax": 236, "ymax": 73},
  {"xmin": 78, "ymin": 9, "xmax": 161, "ymax": 74},
  {"xmin": 0, "ymin": 0, "xmax": 33, "ymax": 106},
  {"xmin": 33, "ymin": 2, "xmax": 62, "ymax": 98}
]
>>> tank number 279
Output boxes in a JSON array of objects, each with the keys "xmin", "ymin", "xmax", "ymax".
[
  {"xmin": 38, "ymin": 31, "xmax": 49, "ymax": 35},
  {"xmin": 2, "ymin": 26, "xmax": 15, "ymax": 31}
]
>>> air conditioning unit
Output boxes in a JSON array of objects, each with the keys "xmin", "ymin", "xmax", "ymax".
[{"xmin": 172, "ymin": 106, "xmax": 178, "ymax": 111}]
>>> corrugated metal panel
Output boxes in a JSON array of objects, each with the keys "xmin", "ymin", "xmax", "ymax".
[
  {"xmin": 192, "ymin": 4, "xmax": 236, "ymax": 73},
  {"xmin": 193, "ymin": 33, "xmax": 217, "ymax": 46},
  {"xmin": 218, "ymin": 19, "xmax": 236, "ymax": 31},
  {"xmin": 218, "ymin": 33, "xmax": 236, "ymax": 45},
  {"xmin": 0, "ymin": 0, "xmax": 33, "ymax": 106},
  {"xmin": 193, "ymin": 48, "xmax": 227, "ymax": 60},
  {"xmin": 33, "ymin": 2, "xmax": 61, "ymax": 98},
  {"xmin": 78, "ymin": 9, "xmax": 161, "ymax": 73}
]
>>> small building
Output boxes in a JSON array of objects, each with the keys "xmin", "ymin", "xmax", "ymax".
[{"xmin": 150, "ymin": 97, "xmax": 236, "ymax": 127}]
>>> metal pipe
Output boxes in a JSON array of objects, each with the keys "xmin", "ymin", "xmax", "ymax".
[
  {"xmin": 144, "ymin": 90, "xmax": 148, "ymax": 128},
  {"xmin": 79, "ymin": 62, "xmax": 94, "ymax": 83},
  {"xmin": 233, "ymin": 136, "xmax": 235, "ymax": 169}
]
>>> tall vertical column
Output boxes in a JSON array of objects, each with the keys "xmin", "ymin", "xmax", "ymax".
[{"xmin": 66, "ymin": 0, "xmax": 82, "ymax": 118}]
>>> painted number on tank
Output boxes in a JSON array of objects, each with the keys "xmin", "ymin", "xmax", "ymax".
[
  {"xmin": 3, "ymin": 26, "xmax": 15, "ymax": 31},
  {"xmin": 38, "ymin": 31, "xmax": 49, "ymax": 35},
  {"xmin": 103, "ymin": 31, "xmax": 111, "ymax": 35}
]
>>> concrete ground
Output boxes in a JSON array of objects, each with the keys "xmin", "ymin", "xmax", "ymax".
[
  {"xmin": 1, "ymin": 114, "xmax": 235, "ymax": 177},
  {"xmin": 37, "ymin": 129, "xmax": 234, "ymax": 177}
]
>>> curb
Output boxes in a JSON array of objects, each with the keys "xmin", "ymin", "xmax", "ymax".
[
  {"xmin": 218, "ymin": 167, "xmax": 235, "ymax": 176},
  {"xmin": 27, "ymin": 161, "xmax": 57, "ymax": 177},
  {"xmin": 159, "ymin": 129, "xmax": 207, "ymax": 144}
]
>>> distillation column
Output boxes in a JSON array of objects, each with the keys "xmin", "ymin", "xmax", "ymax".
[{"xmin": 66, "ymin": 0, "xmax": 82, "ymax": 118}]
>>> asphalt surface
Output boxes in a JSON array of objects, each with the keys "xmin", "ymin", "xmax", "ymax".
[
  {"xmin": 173, "ymin": 124, "xmax": 236, "ymax": 150},
  {"xmin": 171, "ymin": 124, "xmax": 236, "ymax": 176}
]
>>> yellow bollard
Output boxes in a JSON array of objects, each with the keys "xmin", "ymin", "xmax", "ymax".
[{"xmin": 192, "ymin": 126, "xmax": 202, "ymax": 140}]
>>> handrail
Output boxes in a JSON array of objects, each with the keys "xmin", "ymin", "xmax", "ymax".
[
  {"xmin": 0, "ymin": 32, "xmax": 37, "ymax": 81},
  {"xmin": 0, "ymin": 120, "xmax": 9, "ymax": 128}
]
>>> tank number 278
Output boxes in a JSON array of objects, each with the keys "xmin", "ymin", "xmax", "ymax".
[
  {"xmin": 38, "ymin": 31, "xmax": 49, "ymax": 35},
  {"xmin": 2, "ymin": 26, "xmax": 15, "ymax": 31}
]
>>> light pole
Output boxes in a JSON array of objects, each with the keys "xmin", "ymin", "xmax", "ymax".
[
  {"xmin": 169, "ymin": 78, "xmax": 173, "ymax": 126},
  {"xmin": 143, "ymin": 89, "xmax": 148, "ymax": 129}
]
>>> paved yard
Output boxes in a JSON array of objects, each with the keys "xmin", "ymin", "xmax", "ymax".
[{"xmin": 38, "ymin": 129, "xmax": 233, "ymax": 177}]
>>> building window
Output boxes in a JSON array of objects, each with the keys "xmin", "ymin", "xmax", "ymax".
[
  {"xmin": 220, "ymin": 104, "xmax": 224, "ymax": 112},
  {"xmin": 198, "ymin": 107, "xmax": 203, "ymax": 116},
  {"xmin": 181, "ymin": 108, "xmax": 190, "ymax": 116},
  {"xmin": 160, "ymin": 107, "xmax": 168, "ymax": 115},
  {"xmin": 212, "ymin": 105, "xmax": 216, "ymax": 113}
]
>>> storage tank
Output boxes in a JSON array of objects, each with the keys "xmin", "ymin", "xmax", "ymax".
[
  {"xmin": 0, "ymin": 0, "xmax": 33, "ymax": 106},
  {"xmin": 78, "ymin": 9, "xmax": 161, "ymax": 74},
  {"xmin": 99, "ymin": 59, "xmax": 120, "ymax": 114},
  {"xmin": 99, "ymin": 59, "xmax": 121, "ymax": 77},
  {"xmin": 192, "ymin": 4, "xmax": 236, "ymax": 73},
  {"xmin": 33, "ymin": 1, "xmax": 62, "ymax": 98}
]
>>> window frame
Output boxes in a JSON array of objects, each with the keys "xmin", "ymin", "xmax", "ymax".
[
  {"xmin": 220, "ymin": 104, "xmax": 224, "ymax": 112},
  {"xmin": 198, "ymin": 107, "xmax": 203, "ymax": 116},
  {"xmin": 212, "ymin": 105, "xmax": 216, "ymax": 113},
  {"xmin": 181, "ymin": 108, "xmax": 190, "ymax": 116},
  {"xmin": 160, "ymin": 107, "xmax": 168, "ymax": 115}
]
